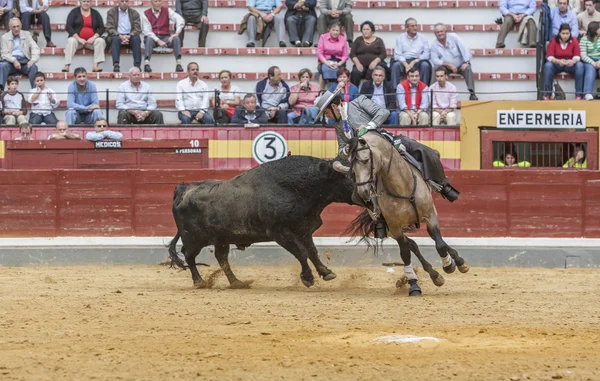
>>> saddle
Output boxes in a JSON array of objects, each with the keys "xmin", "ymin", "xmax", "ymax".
[{"xmin": 379, "ymin": 130, "xmax": 424, "ymax": 177}]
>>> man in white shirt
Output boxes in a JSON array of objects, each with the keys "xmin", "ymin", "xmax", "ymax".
[
  {"xmin": 176, "ymin": 62, "xmax": 214, "ymax": 124},
  {"xmin": 116, "ymin": 66, "xmax": 164, "ymax": 124},
  {"xmin": 28, "ymin": 71, "xmax": 59, "ymax": 124},
  {"xmin": 141, "ymin": 0, "xmax": 185, "ymax": 73},
  {"xmin": 19, "ymin": 0, "xmax": 55, "ymax": 47},
  {"xmin": 429, "ymin": 67, "xmax": 457, "ymax": 125}
]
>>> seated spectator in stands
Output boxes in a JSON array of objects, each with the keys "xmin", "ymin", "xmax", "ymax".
[
  {"xmin": 563, "ymin": 143, "xmax": 587, "ymax": 168},
  {"xmin": 106, "ymin": 0, "xmax": 142, "ymax": 72},
  {"xmin": 431, "ymin": 23, "xmax": 478, "ymax": 100},
  {"xmin": 15, "ymin": 122, "xmax": 31, "ymax": 140},
  {"xmin": 317, "ymin": 0, "xmax": 353, "ymax": 44},
  {"xmin": 211, "ymin": 70, "xmax": 241, "ymax": 124},
  {"xmin": 328, "ymin": 67, "xmax": 359, "ymax": 101},
  {"xmin": 231, "ymin": 93, "xmax": 269, "ymax": 124},
  {"xmin": 63, "ymin": 0, "xmax": 105, "ymax": 73},
  {"xmin": 316, "ymin": 22, "xmax": 348, "ymax": 89},
  {"xmin": 493, "ymin": 149, "xmax": 531, "ymax": 167},
  {"xmin": 359, "ymin": 66, "xmax": 398, "ymax": 125},
  {"xmin": 1, "ymin": 76, "xmax": 27, "ymax": 125},
  {"xmin": 548, "ymin": 0, "xmax": 580, "ymax": 14},
  {"xmin": 496, "ymin": 0, "xmax": 537, "ymax": 48},
  {"xmin": 430, "ymin": 67, "xmax": 457, "ymax": 125},
  {"xmin": 175, "ymin": 0, "xmax": 209, "ymax": 48},
  {"xmin": 85, "ymin": 118, "xmax": 124, "ymax": 141},
  {"xmin": 241, "ymin": 0, "xmax": 285, "ymax": 48},
  {"xmin": 116, "ymin": 67, "xmax": 164, "ymax": 124},
  {"xmin": 349, "ymin": 21, "xmax": 387, "ymax": 87},
  {"xmin": 19, "ymin": 0, "xmax": 55, "ymax": 47},
  {"xmin": 397, "ymin": 67, "xmax": 429, "ymax": 126},
  {"xmin": 255, "ymin": 65, "xmax": 290, "ymax": 124},
  {"xmin": 285, "ymin": 0, "xmax": 316, "ymax": 47},
  {"xmin": 544, "ymin": 23, "xmax": 584, "ymax": 99},
  {"xmin": 288, "ymin": 68, "xmax": 319, "ymax": 124},
  {"xmin": 176, "ymin": 62, "xmax": 213, "ymax": 124},
  {"xmin": 47, "ymin": 120, "xmax": 81, "ymax": 140},
  {"xmin": 66, "ymin": 67, "xmax": 104, "ymax": 124},
  {"xmin": 0, "ymin": 17, "xmax": 38, "ymax": 90},
  {"xmin": 142, "ymin": 0, "xmax": 185, "ymax": 72},
  {"xmin": 0, "ymin": 0, "xmax": 15, "ymax": 30},
  {"xmin": 551, "ymin": 0, "xmax": 578, "ymax": 38},
  {"xmin": 582, "ymin": 21, "xmax": 600, "ymax": 99},
  {"xmin": 391, "ymin": 17, "xmax": 431, "ymax": 87},
  {"xmin": 578, "ymin": 0, "xmax": 600, "ymax": 36},
  {"xmin": 28, "ymin": 72, "xmax": 59, "ymax": 125}
]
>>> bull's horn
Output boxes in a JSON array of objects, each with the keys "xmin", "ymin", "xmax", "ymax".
[{"xmin": 333, "ymin": 161, "xmax": 350, "ymax": 173}]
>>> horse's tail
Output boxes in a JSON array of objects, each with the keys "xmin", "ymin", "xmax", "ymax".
[{"xmin": 343, "ymin": 208, "xmax": 382, "ymax": 256}]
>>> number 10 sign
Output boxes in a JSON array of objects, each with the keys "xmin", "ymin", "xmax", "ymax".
[{"xmin": 252, "ymin": 131, "xmax": 288, "ymax": 164}]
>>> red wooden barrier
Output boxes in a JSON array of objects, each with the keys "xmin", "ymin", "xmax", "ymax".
[{"xmin": 0, "ymin": 169, "xmax": 597, "ymax": 238}]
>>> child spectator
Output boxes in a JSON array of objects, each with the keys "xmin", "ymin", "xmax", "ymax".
[
  {"xmin": 28, "ymin": 72, "xmax": 60, "ymax": 125},
  {"xmin": 581, "ymin": 21, "xmax": 600, "ymax": 100},
  {"xmin": 1, "ymin": 76, "xmax": 27, "ymax": 125}
]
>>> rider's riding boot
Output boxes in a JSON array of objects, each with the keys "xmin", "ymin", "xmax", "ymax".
[
  {"xmin": 374, "ymin": 220, "xmax": 388, "ymax": 239},
  {"xmin": 441, "ymin": 183, "xmax": 460, "ymax": 202}
]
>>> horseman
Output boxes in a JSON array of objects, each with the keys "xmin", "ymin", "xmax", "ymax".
[{"xmin": 314, "ymin": 86, "xmax": 460, "ymax": 237}]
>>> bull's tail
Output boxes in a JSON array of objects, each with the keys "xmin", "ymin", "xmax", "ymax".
[
  {"xmin": 343, "ymin": 208, "xmax": 383, "ymax": 257},
  {"xmin": 167, "ymin": 231, "xmax": 187, "ymax": 269}
]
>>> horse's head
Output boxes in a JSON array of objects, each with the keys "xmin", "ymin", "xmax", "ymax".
[{"xmin": 335, "ymin": 134, "xmax": 379, "ymax": 203}]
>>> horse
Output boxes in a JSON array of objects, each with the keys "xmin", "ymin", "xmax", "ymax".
[{"xmin": 334, "ymin": 131, "xmax": 470, "ymax": 296}]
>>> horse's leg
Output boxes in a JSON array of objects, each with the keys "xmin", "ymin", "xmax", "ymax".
[
  {"xmin": 426, "ymin": 212, "xmax": 470, "ymax": 274},
  {"xmin": 301, "ymin": 235, "xmax": 336, "ymax": 281},
  {"xmin": 405, "ymin": 237, "xmax": 445, "ymax": 287},
  {"xmin": 214, "ymin": 243, "xmax": 253, "ymax": 289},
  {"xmin": 396, "ymin": 234, "xmax": 422, "ymax": 296},
  {"xmin": 272, "ymin": 230, "xmax": 316, "ymax": 288}
]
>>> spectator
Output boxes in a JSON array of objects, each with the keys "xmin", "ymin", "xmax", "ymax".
[
  {"xmin": 349, "ymin": 21, "xmax": 387, "ymax": 87},
  {"xmin": 359, "ymin": 65, "xmax": 398, "ymax": 125},
  {"xmin": 327, "ymin": 67, "xmax": 359, "ymax": 101},
  {"xmin": 288, "ymin": 68, "xmax": 320, "ymax": 124},
  {"xmin": 85, "ymin": 118, "xmax": 124, "ymax": 141},
  {"xmin": 176, "ymin": 0, "xmax": 209, "ymax": 48},
  {"xmin": 106, "ymin": 0, "xmax": 142, "ymax": 72},
  {"xmin": 0, "ymin": 18, "xmax": 38, "ymax": 90},
  {"xmin": 232, "ymin": 93, "xmax": 269, "ymax": 124},
  {"xmin": 397, "ymin": 67, "xmax": 429, "ymax": 126},
  {"xmin": 255, "ymin": 65, "xmax": 290, "ymax": 124},
  {"xmin": 28, "ymin": 71, "xmax": 59, "ymax": 124},
  {"xmin": 316, "ymin": 22, "xmax": 348, "ymax": 89},
  {"xmin": 551, "ymin": 0, "xmax": 578, "ymax": 38},
  {"xmin": 391, "ymin": 17, "xmax": 431, "ymax": 88},
  {"xmin": 66, "ymin": 67, "xmax": 104, "ymax": 125},
  {"xmin": 582, "ymin": 21, "xmax": 600, "ymax": 100},
  {"xmin": 47, "ymin": 120, "xmax": 80, "ymax": 140},
  {"xmin": 1, "ymin": 76, "xmax": 27, "ymax": 125},
  {"xmin": 63, "ymin": 0, "xmax": 105, "ymax": 73},
  {"xmin": 211, "ymin": 70, "xmax": 241, "ymax": 124},
  {"xmin": 493, "ymin": 149, "xmax": 531, "ymax": 167},
  {"xmin": 116, "ymin": 67, "xmax": 164, "ymax": 124},
  {"xmin": 548, "ymin": 0, "xmax": 580, "ymax": 14},
  {"xmin": 431, "ymin": 23, "xmax": 478, "ymax": 100},
  {"xmin": 19, "ymin": 0, "xmax": 55, "ymax": 48},
  {"xmin": 563, "ymin": 143, "xmax": 587, "ymax": 168},
  {"xmin": 176, "ymin": 62, "xmax": 213, "ymax": 124},
  {"xmin": 285, "ymin": 0, "xmax": 316, "ymax": 47},
  {"xmin": 496, "ymin": 0, "xmax": 537, "ymax": 49},
  {"xmin": 543, "ymin": 23, "xmax": 583, "ymax": 99},
  {"xmin": 15, "ymin": 122, "xmax": 31, "ymax": 140},
  {"xmin": 241, "ymin": 0, "xmax": 285, "ymax": 48},
  {"xmin": 0, "ymin": 0, "xmax": 15, "ymax": 30},
  {"xmin": 317, "ymin": 0, "xmax": 353, "ymax": 44},
  {"xmin": 430, "ymin": 67, "xmax": 457, "ymax": 125},
  {"xmin": 142, "ymin": 0, "xmax": 185, "ymax": 73},
  {"xmin": 578, "ymin": 0, "xmax": 600, "ymax": 37}
]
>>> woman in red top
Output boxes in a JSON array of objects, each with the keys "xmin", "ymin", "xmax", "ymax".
[
  {"xmin": 63, "ymin": 0, "xmax": 106, "ymax": 73},
  {"xmin": 543, "ymin": 23, "xmax": 584, "ymax": 99}
]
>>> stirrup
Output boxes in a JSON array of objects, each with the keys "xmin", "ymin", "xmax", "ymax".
[{"xmin": 427, "ymin": 180, "xmax": 443, "ymax": 192}]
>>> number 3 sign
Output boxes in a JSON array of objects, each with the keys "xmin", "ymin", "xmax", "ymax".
[{"xmin": 252, "ymin": 131, "xmax": 288, "ymax": 164}]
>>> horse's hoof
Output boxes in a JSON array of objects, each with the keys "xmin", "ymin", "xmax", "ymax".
[
  {"xmin": 396, "ymin": 276, "xmax": 409, "ymax": 288},
  {"xmin": 408, "ymin": 285, "xmax": 422, "ymax": 297},
  {"xmin": 322, "ymin": 272, "xmax": 337, "ymax": 281},
  {"xmin": 443, "ymin": 261, "xmax": 456, "ymax": 274},
  {"xmin": 229, "ymin": 280, "xmax": 254, "ymax": 289},
  {"xmin": 431, "ymin": 273, "xmax": 445, "ymax": 287},
  {"xmin": 301, "ymin": 276, "xmax": 315, "ymax": 288},
  {"xmin": 458, "ymin": 262, "xmax": 470, "ymax": 273},
  {"xmin": 194, "ymin": 279, "xmax": 210, "ymax": 289}
]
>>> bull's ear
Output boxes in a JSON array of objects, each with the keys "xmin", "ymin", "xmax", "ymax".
[{"xmin": 319, "ymin": 161, "xmax": 333, "ymax": 177}]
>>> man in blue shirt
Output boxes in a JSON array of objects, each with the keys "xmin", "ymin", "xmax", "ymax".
[
  {"xmin": 390, "ymin": 17, "xmax": 432, "ymax": 87},
  {"xmin": 496, "ymin": 0, "xmax": 537, "ymax": 48},
  {"xmin": 551, "ymin": 0, "xmax": 578, "ymax": 38},
  {"xmin": 66, "ymin": 67, "xmax": 105, "ymax": 125},
  {"xmin": 244, "ymin": 0, "xmax": 286, "ymax": 47}
]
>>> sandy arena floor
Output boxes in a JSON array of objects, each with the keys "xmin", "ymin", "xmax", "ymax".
[{"xmin": 0, "ymin": 264, "xmax": 599, "ymax": 381}]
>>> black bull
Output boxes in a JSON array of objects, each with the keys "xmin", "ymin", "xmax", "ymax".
[{"xmin": 168, "ymin": 155, "xmax": 356, "ymax": 288}]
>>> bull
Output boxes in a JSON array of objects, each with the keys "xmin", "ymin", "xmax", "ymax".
[{"xmin": 168, "ymin": 155, "xmax": 355, "ymax": 288}]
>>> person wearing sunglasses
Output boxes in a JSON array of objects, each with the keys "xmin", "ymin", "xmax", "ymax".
[{"xmin": 85, "ymin": 118, "xmax": 123, "ymax": 141}]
